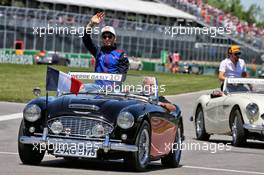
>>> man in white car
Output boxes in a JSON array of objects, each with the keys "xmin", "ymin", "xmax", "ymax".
[{"xmin": 218, "ymin": 45, "xmax": 248, "ymax": 91}]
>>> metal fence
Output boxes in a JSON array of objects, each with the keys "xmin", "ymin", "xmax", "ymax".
[{"xmin": 0, "ymin": 5, "xmax": 262, "ymax": 62}]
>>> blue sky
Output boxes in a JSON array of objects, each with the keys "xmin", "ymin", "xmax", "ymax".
[
  {"xmin": 240, "ymin": 0, "xmax": 264, "ymax": 21},
  {"xmin": 240, "ymin": 0, "xmax": 264, "ymax": 10}
]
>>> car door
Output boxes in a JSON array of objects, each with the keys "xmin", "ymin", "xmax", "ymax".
[
  {"xmin": 216, "ymin": 96, "xmax": 233, "ymax": 134},
  {"xmin": 149, "ymin": 111, "xmax": 177, "ymax": 158},
  {"xmin": 204, "ymin": 96, "xmax": 227, "ymax": 133}
]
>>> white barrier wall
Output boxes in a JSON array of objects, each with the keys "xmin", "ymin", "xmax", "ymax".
[{"xmin": 0, "ymin": 54, "xmax": 33, "ymax": 65}]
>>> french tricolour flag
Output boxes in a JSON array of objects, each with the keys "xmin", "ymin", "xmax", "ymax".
[{"xmin": 46, "ymin": 67, "xmax": 83, "ymax": 95}]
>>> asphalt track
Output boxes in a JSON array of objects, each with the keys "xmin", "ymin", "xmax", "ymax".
[{"xmin": 0, "ymin": 91, "xmax": 263, "ymax": 175}]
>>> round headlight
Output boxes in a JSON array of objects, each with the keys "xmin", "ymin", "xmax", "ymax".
[
  {"xmin": 23, "ymin": 104, "xmax": 41, "ymax": 122},
  {"xmin": 91, "ymin": 125, "xmax": 105, "ymax": 137},
  {"xmin": 246, "ymin": 103, "xmax": 259, "ymax": 121},
  {"xmin": 50, "ymin": 120, "xmax": 63, "ymax": 134},
  {"xmin": 117, "ymin": 112, "xmax": 134, "ymax": 129}
]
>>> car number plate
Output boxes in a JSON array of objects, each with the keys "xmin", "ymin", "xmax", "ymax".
[{"xmin": 53, "ymin": 144, "xmax": 97, "ymax": 158}]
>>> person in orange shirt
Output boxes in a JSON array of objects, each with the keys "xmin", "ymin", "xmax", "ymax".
[{"xmin": 201, "ymin": 7, "xmax": 206, "ymax": 19}]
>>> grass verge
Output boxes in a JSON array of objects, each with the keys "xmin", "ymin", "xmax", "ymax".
[{"xmin": 0, "ymin": 64, "xmax": 220, "ymax": 102}]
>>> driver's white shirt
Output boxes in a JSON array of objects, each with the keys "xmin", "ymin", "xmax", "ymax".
[{"xmin": 219, "ymin": 58, "xmax": 247, "ymax": 78}]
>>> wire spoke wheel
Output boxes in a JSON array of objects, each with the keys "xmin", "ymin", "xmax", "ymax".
[
  {"xmin": 138, "ymin": 129, "xmax": 150, "ymax": 165},
  {"xmin": 195, "ymin": 107, "xmax": 210, "ymax": 141},
  {"xmin": 231, "ymin": 109, "xmax": 246, "ymax": 147},
  {"xmin": 196, "ymin": 111, "xmax": 203, "ymax": 136},
  {"xmin": 124, "ymin": 121, "xmax": 150, "ymax": 171},
  {"xmin": 232, "ymin": 117, "xmax": 238, "ymax": 143},
  {"xmin": 174, "ymin": 127, "xmax": 182, "ymax": 161}
]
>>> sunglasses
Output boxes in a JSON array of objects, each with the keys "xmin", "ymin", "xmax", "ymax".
[
  {"xmin": 102, "ymin": 34, "xmax": 113, "ymax": 39},
  {"xmin": 234, "ymin": 52, "xmax": 241, "ymax": 56}
]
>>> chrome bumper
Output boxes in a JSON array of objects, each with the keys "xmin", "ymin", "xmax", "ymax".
[
  {"xmin": 19, "ymin": 135, "xmax": 138, "ymax": 153},
  {"xmin": 243, "ymin": 124, "xmax": 264, "ymax": 132}
]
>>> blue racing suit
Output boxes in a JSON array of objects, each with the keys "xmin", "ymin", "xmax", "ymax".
[{"xmin": 82, "ymin": 32, "xmax": 129, "ymax": 86}]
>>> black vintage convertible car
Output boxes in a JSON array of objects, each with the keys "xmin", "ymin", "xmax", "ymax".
[{"xmin": 18, "ymin": 72, "xmax": 184, "ymax": 171}]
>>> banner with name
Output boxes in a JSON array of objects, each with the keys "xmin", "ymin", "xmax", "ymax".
[
  {"xmin": 0, "ymin": 54, "xmax": 33, "ymax": 64},
  {"xmin": 69, "ymin": 72, "xmax": 123, "ymax": 82},
  {"xmin": 227, "ymin": 78, "xmax": 264, "ymax": 85}
]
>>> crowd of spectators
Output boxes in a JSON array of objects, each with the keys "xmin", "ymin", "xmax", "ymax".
[
  {"xmin": 1, "ymin": 1, "xmax": 264, "ymax": 50},
  {"xmin": 162, "ymin": 0, "xmax": 264, "ymax": 49}
]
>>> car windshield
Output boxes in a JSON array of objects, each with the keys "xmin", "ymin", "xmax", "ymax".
[
  {"xmin": 68, "ymin": 72, "xmax": 160, "ymax": 99},
  {"xmin": 225, "ymin": 78, "xmax": 264, "ymax": 94}
]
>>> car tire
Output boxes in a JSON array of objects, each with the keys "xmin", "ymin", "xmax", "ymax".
[
  {"xmin": 195, "ymin": 107, "xmax": 210, "ymax": 141},
  {"xmin": 18, "ymin": 120, "xmax": 45, "ymax": 165},
  {"xmin": 124, "ymin": 120, "xmax": 150, "ymax": 172},
  {"xmin": 231, "ymin": 109, "xmax": 247, "ymax": 147},
  {"xmin": 161, "ymin": 122, "xmax": 183, "ymax": 168}
]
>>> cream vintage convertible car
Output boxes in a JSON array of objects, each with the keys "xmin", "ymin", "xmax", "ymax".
[{"xmin": 192, "ymin": 78, "xmax": 264, "ymax": 147}]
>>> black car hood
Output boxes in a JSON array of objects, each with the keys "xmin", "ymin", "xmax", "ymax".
[{"xmin": 47, "ymin": 95, "xmax": 143, "ymax": 123}]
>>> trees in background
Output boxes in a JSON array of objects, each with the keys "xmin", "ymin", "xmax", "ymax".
[
  {"xmin": 207, "ymin": 0, "xmax": 264, "ymax": 28},
  {"xmin": 0, "ymin": 0, "xmax": 11, "ymax": 6}
]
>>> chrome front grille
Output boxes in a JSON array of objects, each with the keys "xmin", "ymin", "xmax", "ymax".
[{"xmin": 48, "ymin": 116, "xmax": 113, "ymax": 138}]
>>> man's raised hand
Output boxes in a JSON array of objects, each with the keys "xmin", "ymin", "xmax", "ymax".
[{"xmin": 90, "ymin": 12, "xmax": 105, "ymax": 26}]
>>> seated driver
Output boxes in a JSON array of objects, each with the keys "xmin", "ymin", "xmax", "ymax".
[{"xmin": 143, "ymin": 77, "xmax": 176, "ymax": 112}]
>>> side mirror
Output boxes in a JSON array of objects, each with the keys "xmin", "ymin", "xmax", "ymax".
[
  {"xmin": 149, "ymin": 96, "xmax": 158, "ymax": 104},
  {"xmin": 33, "ymin": 87, "xmax": 41, "ymax": 97}
]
